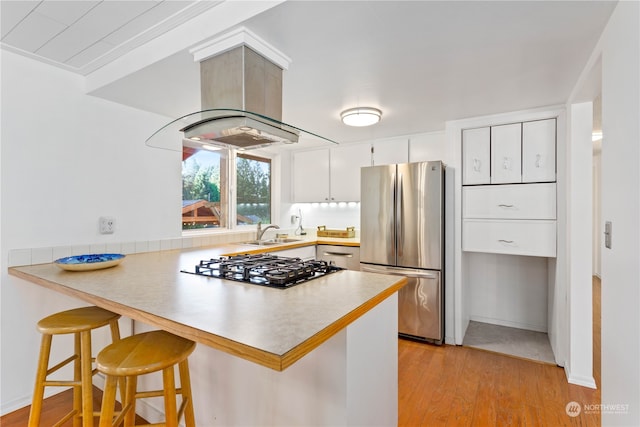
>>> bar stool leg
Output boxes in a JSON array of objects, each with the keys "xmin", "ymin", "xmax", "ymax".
[
  {"xmin": 107, "ymin": 319, "xmax": 125, "ymax": 404},
  {"xmin": 178, "ymin": 359, "xmax": 195, "ymax": 427},
  {"xmin": 28, "ymin": 334, "xmax": 52, "ymax": 427},
  {"xmin": 98, "ymin": 375, "xmax": 118, "ymax": 427},
  {"xmin": 123, "ymin": 376, "xmax": 138, "ymax": 427},
  {"xmin": 73, "ymin": 333, "xmax": 82, "ymax": 427},
  {"xmin": 79, "ymin": 330, "xmax": 93, "ymax": 427},
  {"xmin": 162, "ymin": 366, "xmax": 178, "ymax": 427}
]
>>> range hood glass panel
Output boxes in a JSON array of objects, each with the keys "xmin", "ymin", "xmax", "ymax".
[
  {"xmin": 182, "ymin": 116, "xmax": 299, "ymax": 148},
  {"xmin": 146, "ymin": 109, "xmax": 338, "ymax": 152}
]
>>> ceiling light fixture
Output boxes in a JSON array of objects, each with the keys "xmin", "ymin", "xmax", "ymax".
[{"xmin": 340, "ymin": 107, "xmax": 382, "ymax": 127}]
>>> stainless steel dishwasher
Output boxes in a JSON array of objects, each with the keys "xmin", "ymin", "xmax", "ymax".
[{"xmin": 316, "ymin": 245, "xmax": 360, "ymax": 270}]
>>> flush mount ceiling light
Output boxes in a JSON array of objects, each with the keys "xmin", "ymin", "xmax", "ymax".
[{"xmin": 340, "ymin": 107, "xmax": 382, "ymax": 127}]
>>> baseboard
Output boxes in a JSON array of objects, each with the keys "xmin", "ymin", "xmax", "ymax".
[
  {"xmin": 1, "ymin": 395, "xmax": 32, "ymax": 417},
  {"xmin": 565, "ymin": 366, "xmax": 597, "ymax": 389}
]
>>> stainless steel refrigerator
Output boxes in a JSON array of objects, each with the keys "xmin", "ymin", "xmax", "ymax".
[{"xmin": 360, "ymin": 161, "xmax": 444, "ymax": 344}]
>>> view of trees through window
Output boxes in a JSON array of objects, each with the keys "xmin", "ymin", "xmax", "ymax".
[
  {"xmin": 181, "ymin": 148, "xmax": 270, "ymax": 230},
  {"xmin": 236, "ymin": 154, "xmax": 271, "ymax": 226}
]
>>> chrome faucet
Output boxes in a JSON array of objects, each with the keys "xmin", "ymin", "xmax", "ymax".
[{"xmin": 256, "ymin": 222, "xmax": 280, "ymax": 241}]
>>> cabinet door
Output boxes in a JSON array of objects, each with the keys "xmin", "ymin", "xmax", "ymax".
[
  {"xmin": 373, "ymin": 138, "xmax": 409, "ymax": 165},
  {"xmin": 330, "ymin": 143, "xmax": 371, "ymax": 202},
  {"xmin": 292, "ymin": 149, "xmax": 330, "ymax": 202},
  {"xmin": 409, "ymin": 132, "xmax": 447, "ymax": 163},
  {"xmin": 522, "ymin": 119, "xmax": 556, "ymax": 183},
  {"xmin": 491, "ymin": 123, "xmax": 522, "ymax": 184},
  {"xmin": 462, "ymin": 127, "xmax": 490, "ymax": 185}
]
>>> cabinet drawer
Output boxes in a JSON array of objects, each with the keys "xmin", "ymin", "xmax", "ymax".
[
  {"xmin": 463, "ymin": 183, "xmax": 556, "ymax": 219},
  {"xmin": 463, "ymin": 219, "xmax": 556, "ymax": 257}
]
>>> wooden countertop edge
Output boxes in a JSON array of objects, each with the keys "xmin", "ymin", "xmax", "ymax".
[
  {"xmin": 316, "ymin": 240, "xmax": 360, "ymax": 247},
  {"xmin": 220, "ymin": 238, "xmax": 360, "ymax": 257},
  {"xmin": 280, "ymin": 276, "xmax": 408, "ymax": 370},
  {"xmin": 10, "ymin": 266, "xmax": 404, "ymax": 372}
]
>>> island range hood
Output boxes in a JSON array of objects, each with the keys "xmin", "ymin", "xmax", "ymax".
[{"xmin": 181, "ymin": 45, "xmax": 299, "ymax": 150}]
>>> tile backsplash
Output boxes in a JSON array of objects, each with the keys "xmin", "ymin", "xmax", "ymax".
[{"xmin": 6, "ymin": 231, "xmax": 257, "ymax": 267}]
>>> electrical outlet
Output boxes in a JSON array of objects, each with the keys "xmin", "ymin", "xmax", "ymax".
[
  {"xmin": 99, "ymin": 217, "xmax": 115, "ymax": 234},
  {"xmin": 291, "ymin": 215, "xmax": 299, "ymax": 225}
]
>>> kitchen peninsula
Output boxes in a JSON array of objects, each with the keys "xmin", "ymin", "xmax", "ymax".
[{"xmin": 9, "ymin": 243, "xmax": 405, "ymax": 426}]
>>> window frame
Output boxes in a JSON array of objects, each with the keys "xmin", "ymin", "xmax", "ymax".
[{"xmin": 181, "ymin": 147, "xmax": 279, "ymax": 235}]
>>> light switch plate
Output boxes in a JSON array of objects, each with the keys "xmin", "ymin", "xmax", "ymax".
[{"xmin": 604, "ymin": 221, "xmax": 612, "ymax": 249}]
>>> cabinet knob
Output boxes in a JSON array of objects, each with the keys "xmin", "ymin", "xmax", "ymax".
[
  {"xmin": 473, "ymin": 158, "xmax": 482, "ymax": 172},
  {"xmin": 536, "ymin": 154, "xmax": 542, "ymax": 168}
]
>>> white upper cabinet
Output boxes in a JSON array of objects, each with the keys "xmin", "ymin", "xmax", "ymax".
[
  {"xmin": 491, "ymin": 123, "xmax": 522, "ymax": 184},
  {"xmin": 292, "ymin": 143, "xmax": 371, "ymax": 202},
  {"xmin": 409, "ymin": 132, "xmax": 448, "ymax": 163},
  {"xmin": 462, "ymin": 127, "xmax": 490, "ymax": 185},
  {"xmin": 522, "ymin": 119, "xmax": 556, "ymax": 183},
  {"xmin": 330, "ymin": 143, "xmax": 371, "ymax": 202},
  {"xmin": 372, "ymin": 137, "xmax": 409, "ymax": 165},
  {"xmin": 292, "ymin": 148, "xmax": 330, "ymax": 202}
]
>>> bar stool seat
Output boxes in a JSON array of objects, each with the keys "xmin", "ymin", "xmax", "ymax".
[
  {"xmin": 29, "ymin": 306, "xmax": 121, "ymax": 427},
  {"xmin": 97, "ymin": 330, "xmax": 196, "ymax": 427}
]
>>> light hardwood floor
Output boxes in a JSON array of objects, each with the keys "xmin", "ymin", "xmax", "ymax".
[
  {"xmin": 398, "ymin": 276, "xmax": 601, "ymax": 426},
  {"xmin": 2, "ymin": 278, "xmax": 602, "ymax": 426}
]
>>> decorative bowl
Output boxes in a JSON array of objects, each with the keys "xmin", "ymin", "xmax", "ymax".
[{"xmin": 54, "ymin": 254, "xmax": 125, "ymax": 271}]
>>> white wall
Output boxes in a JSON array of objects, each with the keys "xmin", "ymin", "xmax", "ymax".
[
  {"xmin": 0, "ymin": 51, "xmax": 180, "ymax": 414},
  {"xmin": 598, "ymin": 2, "xmax": 640, "ymax": 424}
]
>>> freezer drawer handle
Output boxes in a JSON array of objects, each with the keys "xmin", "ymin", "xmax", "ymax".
[
  {"xmin": 498, "ymin": 204, "xmax": 515, "ymax": 208},
  {"xmin": 498, "ymin": 239, "xmax": 515, "ymax": 244},
  {"xmin": 323, "ymin": 252, "xmax": 353, "ymax": 257}
]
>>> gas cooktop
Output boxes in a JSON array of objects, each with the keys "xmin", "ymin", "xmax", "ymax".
[{"xmin": 181, "ymin": 253, "xmax": 344, "ymax": 288}]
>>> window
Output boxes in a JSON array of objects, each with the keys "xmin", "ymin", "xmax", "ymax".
[
  {"xmin": 236, "ymin": 154, "xmax": 271, "ymax": 226},
  {"xmin": 182, "ymin": 147, "xmax": 272, "ymax": 230},
  {"xmin": 182, "ymin": 147, "xmax": 228, "ymax": 229}
]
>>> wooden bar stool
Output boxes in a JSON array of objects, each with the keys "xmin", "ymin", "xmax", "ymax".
[
  {"xmin": 96, "ymin": 330, "xmax": 196, "ymax": 427},
  {"xmin": 28, "ymin": 306, "xmax": 122, "ymax": 427}
]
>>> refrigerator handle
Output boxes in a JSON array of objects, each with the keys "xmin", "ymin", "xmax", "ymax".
[
  {"xmin": 360, "ymin": 264, "xmax": 437, "ymax": 279},
  {"xmin": 397, "ymin": 171, "xmax": 404, "ymax": 257}
]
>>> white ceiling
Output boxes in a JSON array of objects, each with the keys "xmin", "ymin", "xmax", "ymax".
[{"xmin": 1, "ymin": 0, "xmax": 616, "ymax": 146}]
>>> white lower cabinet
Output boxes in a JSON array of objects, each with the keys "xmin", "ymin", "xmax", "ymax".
[
  {"xmin": 463, "ymin": 219, "xmax": 557, "ymax": 257},
  {"xmin": 272, "ymin": 245, "xmax": 316, "ymax": 261}
]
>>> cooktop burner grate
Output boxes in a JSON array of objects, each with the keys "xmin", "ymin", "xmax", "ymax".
[{"xmin": 182, "ymin": 253, "xmax": 343, "ymax": 288}]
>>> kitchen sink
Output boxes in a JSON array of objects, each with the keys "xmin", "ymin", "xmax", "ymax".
[
  {"xmin": 241, "ymin": 238, "xmax": 303, "ymax": 246},
  {"xmin": 241, "ymin": 240, "xmax": 281, "ymax": 246},
  {"xmin": 275, "ymin": 238, "xmax": 303, "ymax": 243}
]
